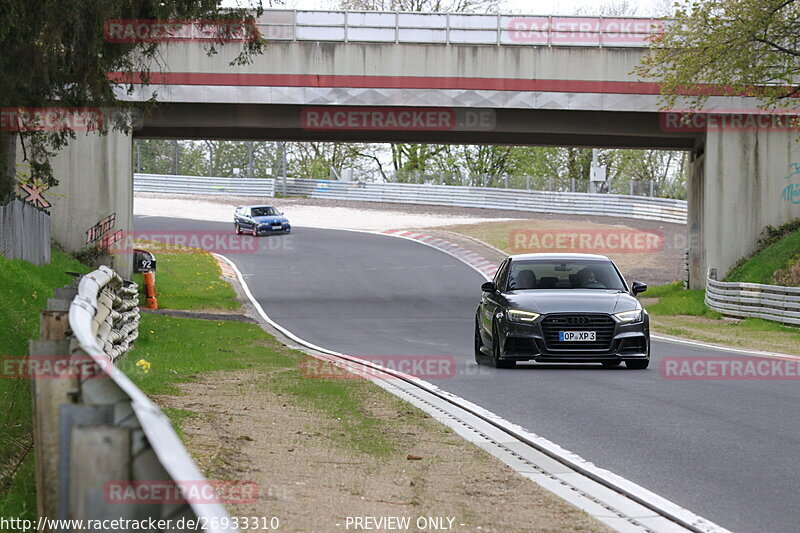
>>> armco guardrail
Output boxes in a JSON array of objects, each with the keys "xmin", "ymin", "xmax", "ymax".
[
  {"xmin": 282, "ymin": 178, "xmax": 688, "ymax": 223},
  {"xmin": 134, "ymin": 173, "xmax": 276, "ymax": 197},
  {"xmin": 134, "ymin": 174, "xmax": 687, "ymax": 224},
  {"xmin": 705, "ymin": 278, "xmax": 800, "ymax": 326},
  {"xmin": 29, "ymin": 266, "xmax": 233, "ymax": 531}
]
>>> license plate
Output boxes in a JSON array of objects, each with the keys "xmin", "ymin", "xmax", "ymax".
[
  {"xmin": 271, "ymin": 225, "xmax": 282, "ymax": 229},
  {"xmin": 559, "ymin": 331, "xmax": 596, "ymax": 342}
]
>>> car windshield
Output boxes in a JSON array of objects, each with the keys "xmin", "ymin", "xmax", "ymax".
[
  {"xmin": 251, "ymin": 206, "xmax": 279, "ymax": 217},
  {"xmin": 506, "ymin": 259, "xmax": 626, "ymax": 291}
]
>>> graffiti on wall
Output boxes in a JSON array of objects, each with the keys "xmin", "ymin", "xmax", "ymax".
[
  {"xmin": 86, "ymin": 213, "xmax": 122, "ymax": 249},
  {"xmin": 780, "ymin": 163, "xmax": 800, "ymax": 204}
]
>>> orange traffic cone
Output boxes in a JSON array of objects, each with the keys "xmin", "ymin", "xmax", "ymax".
[{"xmin": 143, "ymin": 271, "xmax": 158, "ymax": 309}]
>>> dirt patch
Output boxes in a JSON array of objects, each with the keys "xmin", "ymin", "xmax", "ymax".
[
  {"xmin": 140, "ymin": 308, "xmax": 255, "ymax": 323},
  {"xmin": 155, "ymin": 370, "xmax": 612, "ymax": 533}
]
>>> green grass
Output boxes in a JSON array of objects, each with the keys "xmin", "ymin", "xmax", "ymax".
[
  {"xmin": 725, "ymin": 223, "xmax": 800, "ymax": 284},
  {"xmin": 0, "ymin": 249, "xmax": 90, "ymax": 521},
  {"xmin": 642, "ymin": 281, "xmax": 722, "ymax": 318},
  {"xmin": 131, "ymin": 245, "xmax": 239, "ymax": 311},
  {"xmin": 123, "ymin": 314, "xmax": 399, "ymax": 456}
]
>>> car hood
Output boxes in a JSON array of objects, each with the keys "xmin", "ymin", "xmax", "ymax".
[
  {"xmin": 505, "ymin": 290, "xmax": 640, "ymax": 314},
  {"xmin": 252, "ymin": 215, "xmax": 288, "ymax": 224}
]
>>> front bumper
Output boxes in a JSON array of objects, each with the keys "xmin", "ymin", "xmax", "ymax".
[
  {"xmin": 255, "ymin": 224, "xmax": 291, "ymax": 235},
  {"xmin": 499, "ymin": 313, "xmax": 649, "ymax": 363}
]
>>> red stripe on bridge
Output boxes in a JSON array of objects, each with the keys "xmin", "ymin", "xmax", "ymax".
[{"xmin": 109, "ymin": 72, "xmax": 662, "ymax": 95}]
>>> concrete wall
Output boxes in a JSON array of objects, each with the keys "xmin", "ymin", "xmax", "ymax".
[
  {"xmin": 47, "ymin": 130, "xmax": 133, "ymax": 278},
  {"xmin": 695, "ymin": 129, "xmax": 800, "ymax": 286}
]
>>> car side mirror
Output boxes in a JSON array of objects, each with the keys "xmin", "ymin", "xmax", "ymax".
[
  {"xmin": 631, "ymin": 281, "xmax": 647, "ymax": 295},
  {"xmin": 481, "ymin": 281, "xmax": 497, "ymax": 293}
]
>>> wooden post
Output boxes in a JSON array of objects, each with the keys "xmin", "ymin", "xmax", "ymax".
[{"xmin": 30, "ymin": 289, "xmax": 77, "ymax": 527}]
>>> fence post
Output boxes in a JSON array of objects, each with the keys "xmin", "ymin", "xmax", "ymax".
[
  {"xmin": 548, "ymin": 178, "xmax": 554, "ymax": 191},
  {"xmin": 503, "ymin": 175, "xmax": 508, "ymax": 188},
  {"xmin": 649, "ymin": 180, "xmax": 655, "ymax": 197},
  {"xmin": 630, "ymin": 181, "xmax": 635, "ymax": 195},
  {"xmin": 29, "ymin": 292, "xmax": 77, "ymax": 523},
  {"xmin": 571, "ymin": 178, "xmax": 575, "ymax": 192},
  {"xmin": 526, "ymin": 176, "xmax": 530, "ymax": 190}
]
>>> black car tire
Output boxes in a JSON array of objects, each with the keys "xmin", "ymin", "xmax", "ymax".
[
  {"xmin": 491, "ymin": 322, "xmax": 516, "ymax": 369},
  {"xmin": 626, "ymin": 359, "xmax": 649, "ymax": 369},
  {"xmin": 235, "ymin": 224, "xmax": 242, "ymax": 235},
  {"xmin": 251, "ymin": 226, "xmax": 258, "ymax": 237},
  {"xmin": 601, "ymin": 361, "xmax": 621, "ymax": 368}
]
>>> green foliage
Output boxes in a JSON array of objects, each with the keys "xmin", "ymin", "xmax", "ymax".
[
  {"xmin": 0, "ymin": 1, "xmax": 266, "ymax": 200},
  {"xmin": 0, "ymin": 250, "xmax": 90, "ymax": 520},
  {"xmin": 725, "ymin": 219, "xmax": 800, "ymax": 284},
  {"xmin": 636, "ymin": 0, "xmax": 800, "ymax": 111}
]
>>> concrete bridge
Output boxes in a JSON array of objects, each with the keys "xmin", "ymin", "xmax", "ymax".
[{"xmin": 48, "ymin": 10, "xmax": 800, "ymax": 283}]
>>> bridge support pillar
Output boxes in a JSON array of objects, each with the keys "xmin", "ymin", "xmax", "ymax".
[
  {"xmin": 690, "ymin": 128, "xmax": 800, "ymax": 288},
  {"xmin": 46, "ymin": 129, "xmax": 133, "ymax": 279}
]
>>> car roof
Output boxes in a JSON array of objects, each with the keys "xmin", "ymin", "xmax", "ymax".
[
  {"xmin": 508, "ymin": 253, "xmax": 611, "ymax": 261},
  {"xmin": 245, "ymin": 205, "xmax": 276, "ymax": 209}
]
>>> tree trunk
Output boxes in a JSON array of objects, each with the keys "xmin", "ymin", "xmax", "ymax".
[{"xmin": 0, "ymin": 131, "xmax": 17, "ymax": 204}]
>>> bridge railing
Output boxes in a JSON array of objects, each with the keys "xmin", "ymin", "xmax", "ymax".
[
  {"xmin": 257, "ymin": 10, "xmax": 662, "ymax": 48},
  {"xmin": 705, "ymin": 278, "xmax": 800, "ymax": 326}
]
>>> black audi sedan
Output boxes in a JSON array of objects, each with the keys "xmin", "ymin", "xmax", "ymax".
[{"xmin": 475, "ymin": 253, "xmax": 650, "ymax": 369}]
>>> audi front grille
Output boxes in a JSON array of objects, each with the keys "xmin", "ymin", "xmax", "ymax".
[{"xmin": 541, "ymin": 314, "xmax": 616, "ymax": 351}]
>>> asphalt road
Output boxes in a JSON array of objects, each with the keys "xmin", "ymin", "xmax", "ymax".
[{"xmin": 137, "ymin": 216, "xmax": 800, "ymax": 533}]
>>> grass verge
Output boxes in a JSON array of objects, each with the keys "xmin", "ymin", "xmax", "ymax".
[
  {"xmin": 0, "ymin": 249, "xmax": 90, "ymax": 521},
  {"xmin": 643, "ymin": 282, "xmax": 800, "ymax": 355},
  {"xmin": 124, "ymin": 313, "xmax": 400, "ymax": 457},
  {"xmin": 725, "ymin": 219, "xmax": 800, "ymax": 284},
  {"xmin": 131, "ymin": 243, "xmax": 239, "ymax": 311}
]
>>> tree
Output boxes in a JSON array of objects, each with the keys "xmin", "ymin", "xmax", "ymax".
[
  {"xmin": 636, "ymin": 0, "xmax": 800, "ymax": 111},
  {"xmin": 0, "ymin": 1, "xmax": 266, "ymax": 203}
]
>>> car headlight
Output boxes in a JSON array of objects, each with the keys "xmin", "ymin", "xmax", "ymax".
[
  {"xmin": 613, "ymin": 309, "xmax": 643, "ymax": 323},
  {"xmin": 507, "ymin": 309, "xmax": 541, "ymax": 323}
]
